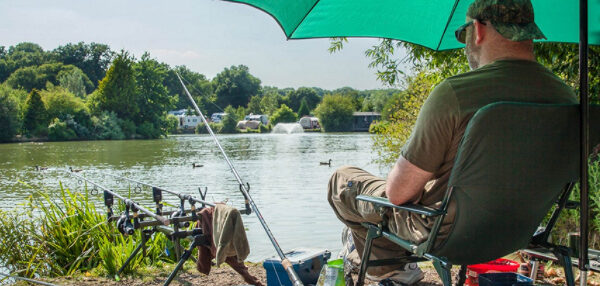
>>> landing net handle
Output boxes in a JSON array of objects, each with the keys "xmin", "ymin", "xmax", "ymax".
[{"xmin": 176, "ymin": 73, "xmax": 303, "ymax": 286}]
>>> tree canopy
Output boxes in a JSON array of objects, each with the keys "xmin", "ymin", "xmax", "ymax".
[{"xmin": 212, "ymin": 65, "xmax": 261, "ymax": 109}]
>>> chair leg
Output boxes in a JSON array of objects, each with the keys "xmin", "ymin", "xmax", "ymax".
[
  {"xmin": 433, "ymin": 259, "xmax": 453, "ymax": 286},
  {"xmin": 356, "ymin": 226, "xmax": 381, "ymax": 286},
  {"xmin": 554, "ymin": 246, "xmax": 576, "ymax": 286},
  {"xmin": 455, "ymin": 264, "xmax": 467, "ymax": 286}
]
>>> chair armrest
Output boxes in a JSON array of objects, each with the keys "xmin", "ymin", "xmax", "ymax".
[{"xmin": 356, "ymin": 195, "xmax": 445, "ymax": 217}]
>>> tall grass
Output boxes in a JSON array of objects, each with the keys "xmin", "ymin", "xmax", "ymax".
[
  {"xmin": 0, "ymin": 184, "xmax": 172, "ymax": 278},
  {"xmin": 545, "ymin": 159, "xmax": 600, "ymax": 248}
]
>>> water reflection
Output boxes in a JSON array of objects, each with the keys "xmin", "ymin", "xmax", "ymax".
[{"xmin": 0, "ymin": 133, "xmax": 385, "ymax": 261}]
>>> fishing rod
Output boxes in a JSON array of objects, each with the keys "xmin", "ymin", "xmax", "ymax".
[
  {"xmin": 61, "ymin": 170, "xmax": 170, "ymax": 228},
  {"xmin": 176, "ymin": 72, "xmax": 304, "ymax": 286}
]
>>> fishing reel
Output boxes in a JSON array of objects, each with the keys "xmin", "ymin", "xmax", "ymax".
[
  {"xmin": 116, "ymin": 215, "xmax": 135, "ymax": 236},
  {"xmin": 171, "ymin": 209, "xmax": 190, "ymax": 228}
]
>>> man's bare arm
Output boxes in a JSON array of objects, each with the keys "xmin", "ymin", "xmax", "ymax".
[{"xmin": 385, "ymin": 155, "xmax": 433, "ymax": 205}]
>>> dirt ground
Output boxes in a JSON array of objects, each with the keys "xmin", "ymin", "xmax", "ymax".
[{"xmin": 32, "ymin": 262, "xmax": 599, "ymax": 286}]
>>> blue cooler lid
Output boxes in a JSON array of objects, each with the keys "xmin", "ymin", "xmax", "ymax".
[{"xmin": 264, "ymin": 248, "xmax": 331, "ymax": 265}]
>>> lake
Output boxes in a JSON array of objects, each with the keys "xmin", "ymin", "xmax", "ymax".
[{"xmin": 0, "ymin": 133, "xmax": 387, "ymax": 261}]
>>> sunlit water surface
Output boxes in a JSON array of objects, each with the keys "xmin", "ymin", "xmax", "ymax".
[{"xmin": 0, "ymin": 133, "xmax": 386, "ymax": 261}]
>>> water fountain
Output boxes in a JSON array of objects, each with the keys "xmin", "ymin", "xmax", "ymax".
[{"xmin": 271, "ymin": 123, "xmax": 304, "ymax": 134}]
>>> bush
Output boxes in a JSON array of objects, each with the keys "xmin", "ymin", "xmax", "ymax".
[
  {"xmin": 92, "ymin": 111, "xmax": 125, "ymax": 140},
  {"xmin": 0, "ymin": 85, "xmax": 21, "ymax": 141},
  {"xmin": 221, "ymin": 106, "xmax": 239, "ymax": 134},
  {"xmin": 48, "ymin": 118, "xmax": 77, "ymax": 141},
  {"xmin": 259, "ymin": 123, "xmax": 270, "ymax": 133},
  {"xmin": 313, "ymin": 94, "xmax": 354, "ymax": 132},
  {"xmin": 196, "ymin": 122, "xmax": 223, "ymax": 134},
  {"xmin": 270, "ymin": 104, "xmax": 297, "ymax": 125},
  {"xmin": 41, "ymin": 86, "xmax": 88, "ymax": 121},
  {"xmin": 22, "ymin": 89, "xmax": 49, "ymax": 136},
  {"xmin": 136, "ymin": 121, "xmax": 161, "ymax": 139},
  {"xmin": 165, "ymin": 114, "xmax": 179, "ymax": 135},
  {"xmin": 119, "ymin": 118, "xmax": 136, "ymax": 139}
]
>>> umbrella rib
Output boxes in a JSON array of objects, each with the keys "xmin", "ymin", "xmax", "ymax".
[
  {"xmin": 435, "ymin": 0, "xmax": 461, "ymax": 51},
  {"xmin": 289, "ymin": 0, "xmax": 322, "ymax": 38}
]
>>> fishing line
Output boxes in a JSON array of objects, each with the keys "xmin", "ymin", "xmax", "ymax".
[
  {"xmin": 179, "ymin": 75, "xmax": 225, "ymax": 113},
  {"xmin": 176, "ymin": 72, "xmax": 304, "ymax": 286}
]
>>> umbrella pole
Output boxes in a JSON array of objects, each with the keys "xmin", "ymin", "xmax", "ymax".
[{"xmin": 578, "ymin": 0, "xmax": 590, "ymax": 282}]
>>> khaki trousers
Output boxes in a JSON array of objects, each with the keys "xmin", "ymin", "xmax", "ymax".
[{"xmin": 327, "ymin": 166, "xmax": 416, "ymax": 275}]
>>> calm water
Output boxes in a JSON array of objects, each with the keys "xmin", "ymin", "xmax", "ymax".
[{"xmin": 0, "ymin": 133, "xmax": 386, "ymax": 261}]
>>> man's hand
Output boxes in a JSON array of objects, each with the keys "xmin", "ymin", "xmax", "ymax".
[{"xmin": 385, "ymin": 155, "xmax": 433, "ymax": 205}]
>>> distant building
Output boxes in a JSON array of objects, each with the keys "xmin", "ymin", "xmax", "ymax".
[
  {"xmin": 211, "ymin": 113, "xmax": 227, "ymax": 123},
  {"xmin": 299, "ymin": 116, "xmax": 320, "ymax": 129},
  {"xmin": 178, "ymin": 115, "xmax": 204, "ymax": 129},
  {"xmin": 244, "ymin": 114, "xmax": 269, "ymax": 125},
  {"xmin": 352, "ymin": 112, "xmax": 381, "ymax": 132}
]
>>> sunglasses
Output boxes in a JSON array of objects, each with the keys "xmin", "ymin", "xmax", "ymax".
[{"xmin": 455, "ymin": 19, "xmax": 486, "ymax": 44}]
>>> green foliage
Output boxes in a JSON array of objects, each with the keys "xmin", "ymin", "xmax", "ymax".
[
  {"xmin": 58, "ymin": 68, "xmax": 89, "ymax": 98},
  {"xmin": 235, "ymin": 106, "xmax": 247, "ymax": 121},
  {"xmin": 313, "ymin": 94, "xmax": 354, "ymax": 132},
  {"xmin": 270, "ymin": 104, "xmax": 298, "ymax": 125},
  {"xmin": 195, "ymin": 121, "xmax": 223, "ymax": 134},
  {"xmin": 287, "ymin": 87, "xmax": 320, "ymax": 111},
  {"xmin": 259, "ymin": 122, "xmax": 270, "ymax": 133},
  {"xmin": 40, "ymin": 86, "xmax": 88, "ymax": 121},
  {"xmin": 22, "ymin": 89, "xmax": 48, "ymax": 136},
  {"xmin": 0, "ymin": 42, "xmax": 49, "ymax": 83},
  {"xmin": 88, "ymin": 51, "xmax": 137, "ymax": 120},
  {"xmin": 119, "ymin": 119, "xmax": 136, "ymax": 139},
  {"xmin": 52, "ymin": 42, "xmax": 114, "ymax": 89},
  {"xmin": 48, "ymin": 118, "xmax": 77, "ymax": 141},
  {"xmin": 260, "ymin": 91, "xmax": 281, "ymax": 116},
  {"xmin": 221, "ymin": 106, "xmax": 239, "ymax": 133},
  {"xmin": 0, "ymin": 84, "xmax": 21, "ymax": 141},
  {"xmin": 0, "ymin": 185, "xmax": 171, "ymax": 278},
  {"xmin": 247, "ymin": 95, "xmax": 263, "ymax": 114},
  {"xmin": 297, "ymin": 97, "xmax": 310, "ymax": 117},
  {"xmin": 372, "ymin": 71, "xmax": 436, "ymax": 166},
  {"xmin": 213, "ymin": 65, "xmax": 261, "ymax": 108},
  {"xmin": 134, "ymin": 52, "xmax": 175, "ymax": 136},
  {"xmin": 6, "ymin": 63, "xmax": 89, "ymax": 92},
  {"xmin": 165, "ymin": 114, "xmax": 179, "ymax": 134},
  {"xmin": 166, "ymin": 65, "xmax": 214, "ymax": 112},
  {"xmin": 92, "ymin": 111, "xmax": 125, "ymax": 140},
  {"xmin": 136, "ymin": 121, "xmax": 161, "ymax": 139}
]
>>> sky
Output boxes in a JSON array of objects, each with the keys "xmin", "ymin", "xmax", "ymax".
[{"xmin": 0, "ymin": 0, "xmax": 409, "ymax": 90}]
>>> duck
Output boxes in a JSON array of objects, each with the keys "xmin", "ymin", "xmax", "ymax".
[
  {"xmin": 192, "ymin": 163, "xmax": 204, "ymax": 168},
  {"xmin": 69, "ymin": 166, "xmax": 82, "ymax": 173},
  {"xmin": 35, "ymin": 166, "xmax": 48, "ymax": 171},
  {"xmin": 319, "ymin": 159, "xmax": 332, "ymax": 166}
]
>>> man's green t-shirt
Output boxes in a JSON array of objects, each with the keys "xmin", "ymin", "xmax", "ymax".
[{"xmin": 393, "ymin": 59, "xmax": 577, "ymax": 243}]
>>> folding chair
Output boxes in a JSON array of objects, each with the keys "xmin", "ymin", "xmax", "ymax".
[{"xmin": 355, "ymin": 102, "xmax": 580, "ymax": 286}]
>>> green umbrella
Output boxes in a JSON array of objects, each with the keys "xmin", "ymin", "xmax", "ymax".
[
  {"xmin": 226, "ymin": 0, "xmax": 599, "ymax": 280},
  {"xmin": 225, "ymin": 0, "xmax": 600, "ymax": 50}
]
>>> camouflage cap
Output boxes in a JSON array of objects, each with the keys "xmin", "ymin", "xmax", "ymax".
[{"xmin": 467, "ymin": 0, "xmax": 546, "ymax": 41}]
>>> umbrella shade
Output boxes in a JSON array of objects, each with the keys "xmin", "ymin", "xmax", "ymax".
[{"xmin": 226, "ymin": 0, "xmax": 600, "ymax": 50}]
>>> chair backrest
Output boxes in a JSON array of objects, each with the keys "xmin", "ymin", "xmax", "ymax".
[{"xmin": 432, "ymin": 102, "xmax": 580, "ymax": 265}]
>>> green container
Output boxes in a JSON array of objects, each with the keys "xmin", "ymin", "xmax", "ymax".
[{"xmin": 327, "ymin": 259, "xmax": 345, "ymax": 286}]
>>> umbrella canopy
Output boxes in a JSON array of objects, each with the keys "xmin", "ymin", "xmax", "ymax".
[{"xmin": 226, "ymin": 0, "xmax": 600, "ymax": 50}]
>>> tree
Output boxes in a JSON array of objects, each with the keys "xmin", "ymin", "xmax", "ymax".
[
  {"xmin": 58, "ymin": 68, "xmax": 88, "ymax": 98},
  {"xmin": 5, "ymin": 63, "xmax": 92, "ymax": 92},
  {"xmin": 40, "ymin": 86, "xmax": 88, "ymax": 121},
  {"xmin": 52, "ymin": 42, "xmax": 114, "ymax": 89},
  {"xmin": 134, "ymin": 52, "xmax": 175, "ymax": 138},
  {"xmin": 270, "ymin": 104, "xmax": 297, "ymax": 125},
  {"xmin": 0, "ymin": 42, "xmax": 49, "ymax": 82},
  {"xmin": 247, "ymin": 95, "xmax": 262, "ymax": 114},
  {"xmin": 212, "ymin": 65, "xmax": 261, "ymax": 108},
  {"xmin": 287, "ymin": 87, "xmax": 321, "ymax": 112},
  {"xmin": 260, "ymin": 91, "xmax": 281, "ymax": 115},
  {"xmin": 297, "ymin": 97, "xmax": 310, "ymax": 117},
  {"xmin": 221, "ymin": 106, "xmax": 239, "ymax": 133},
  {"xmin": 87, "ymin": 51, "xmax": 137, "ymax": 120},
  {"xmin": 165, "ymin": 65, "xmax": 214, "ymax": 113},
  {"xmin": 313, "ymin": 94, "xmax": 355, "ymax": 132},
  {"xmin": 0, "ymin": 85, "xmax": 21, "ymax": 141},
  {"xmin": 22, "ymin": 89, "xmax": 49, "ymax": 136}
]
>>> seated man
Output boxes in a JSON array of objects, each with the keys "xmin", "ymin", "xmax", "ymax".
[{"xmin": 327, "ymin": 0, "xmax": 577, "ymax": 284}]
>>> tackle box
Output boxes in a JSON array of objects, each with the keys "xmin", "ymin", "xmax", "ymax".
[
  {"xmin": 263, "ymin": 248, "xmax": 331, "ymax": 286},
  {"xmin": 479, "ymin": 272, "xmax": 533, "ymax": 286}
]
